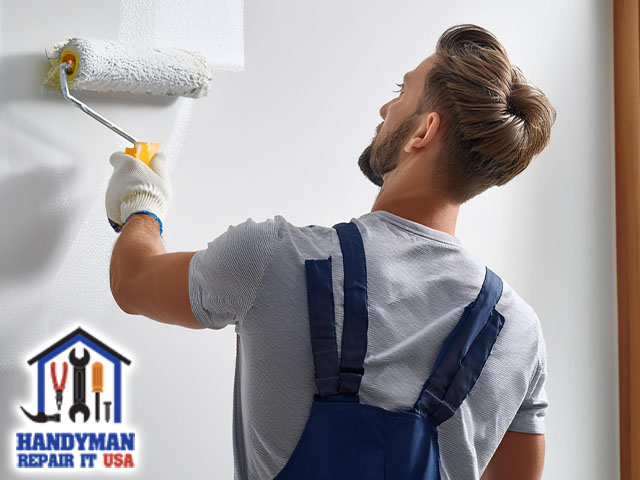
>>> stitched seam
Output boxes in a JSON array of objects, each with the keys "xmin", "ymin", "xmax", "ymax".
[
  {"xmin": 237, "ymin": 218, "xmax": 284, "ymax": 335},
  {"xmin": 372, "ymin": 213, "xmax": 462, "ymax": 250},
  {"xmin": 424, "ymin": 388, "xmax": 456, "ymax": 413}
]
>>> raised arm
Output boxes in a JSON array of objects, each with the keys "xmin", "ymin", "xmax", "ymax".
[{"xmin": 106, "ymin": 151, "xmax": 203, "ymax": 329}]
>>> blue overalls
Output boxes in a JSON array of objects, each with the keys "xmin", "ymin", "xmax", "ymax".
[{"xmin": 274, "ymin": 220, "xmax": 505, "ymax": 480}]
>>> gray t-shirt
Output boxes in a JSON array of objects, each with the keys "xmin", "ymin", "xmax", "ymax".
[{"xmin": 189, "ymin": 209, "xmax": 548, "ymax": 480}]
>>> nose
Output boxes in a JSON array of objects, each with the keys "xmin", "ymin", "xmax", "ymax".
[{"xmin": 379, "ymin": 100, "xmax": 392, "ymax": 120}]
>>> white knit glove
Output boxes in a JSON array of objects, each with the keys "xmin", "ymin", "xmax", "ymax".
[{"xmin": 105, "ymin": 151, "xmax": 172, "ymax": 234}]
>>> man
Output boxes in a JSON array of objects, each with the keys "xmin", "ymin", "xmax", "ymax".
[{"xmin": 107, "ymin": 24, "xmax": 556, "ymax": 480}]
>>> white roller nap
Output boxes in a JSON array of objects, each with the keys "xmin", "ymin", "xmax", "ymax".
[{"xmin": 42, "ymin": 37, "xmax": 213, "ymax": 98}]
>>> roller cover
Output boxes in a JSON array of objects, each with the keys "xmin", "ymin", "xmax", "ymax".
[{"xmin": 42, "ymin": 37, "xmax": 213, "ymax": 98}]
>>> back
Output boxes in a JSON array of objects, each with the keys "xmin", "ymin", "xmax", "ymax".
[{"xmin": 188, "ymin": 209, "xmax": 549, "ymax": 480}]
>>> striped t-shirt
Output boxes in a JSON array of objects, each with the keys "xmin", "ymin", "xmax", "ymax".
[{"xmin": 189, "ymin": 209, "xmax": 548, "ymax": 479}]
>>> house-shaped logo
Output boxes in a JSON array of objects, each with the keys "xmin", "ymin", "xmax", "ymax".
[{"xmin": 20, "ymin": 327, "xmax": 131, "ymax": 424}]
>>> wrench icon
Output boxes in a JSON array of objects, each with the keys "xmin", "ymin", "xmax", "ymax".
[{"xmin": 68, "ymin": 347, "xmax": 91, "ymax": 422}]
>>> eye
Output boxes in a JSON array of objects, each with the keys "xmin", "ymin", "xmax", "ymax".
[{"xmin": 393, "ymin": 82, "xmax": 405, "ymax": 94}]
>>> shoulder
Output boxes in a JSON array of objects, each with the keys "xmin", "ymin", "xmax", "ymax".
[
  {"xmin": 190, "ymin": 214, "xmax": 293, "ymax": 279},
  {"xmin": 228, "ymin": 214, "xmax": 288, "ymax": 239},
  {"xmin": 494, "ymin": 276, "xmax": 546, "ymax": 375},
  {"xmin": 262, "ymin": 215, "xmax": 340, "ymax": 258},
  {"xmin": 495, "ymin": 278, "xmax": 541, "ymax": 330}
]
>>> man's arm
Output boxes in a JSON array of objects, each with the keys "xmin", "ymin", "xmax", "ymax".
[
  {"xmin": 109, "ymin": 213, "xmax": 203, "ymax": 329},
  {"xmin": 105, "ymin": 151, "xmax": 202, "ymax": 329},
  {"xmin": 480, "ymin": 431, "xmax": 545, "ymax": 480}
]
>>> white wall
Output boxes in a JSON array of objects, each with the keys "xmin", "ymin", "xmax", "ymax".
[{"xmin": 0, "ymin": 0, "xmax": 618, "ymax": 478}]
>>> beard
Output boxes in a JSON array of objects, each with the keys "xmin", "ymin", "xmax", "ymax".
[{"xmin": 358, "ymin": 114, "xmax": 417, "ymax": 187}]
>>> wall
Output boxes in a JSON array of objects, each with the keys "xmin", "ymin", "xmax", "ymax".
[{"xmin": 0, "ymin": 0, "xmax": 618, "ymax": 478}]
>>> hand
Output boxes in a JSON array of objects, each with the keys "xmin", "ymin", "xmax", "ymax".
[{"xmin": 105, "ymin": 151, "xmax": 172, "ymax": 234}]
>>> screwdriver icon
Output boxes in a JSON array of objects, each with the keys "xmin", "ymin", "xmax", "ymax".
[{"xmin": 92, "ymin": 362, "xmax": 103, "ymax": 422}]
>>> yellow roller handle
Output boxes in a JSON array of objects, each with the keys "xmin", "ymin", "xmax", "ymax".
[{"xmin": 124, "ymin": 142, "xmax": 163, "ymax": 166}]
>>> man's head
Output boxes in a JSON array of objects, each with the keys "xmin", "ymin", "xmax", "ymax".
[{"xmin": 358, "ymin": 24, "xmax": 557, "ymax": 205}]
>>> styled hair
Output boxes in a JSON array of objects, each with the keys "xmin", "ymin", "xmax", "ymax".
[{"xmin": 417, "ymin": 24, "xmax": 557, "ymax": 204}]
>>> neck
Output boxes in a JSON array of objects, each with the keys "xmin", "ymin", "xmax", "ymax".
[{"xmin": 370, "ymin": 164, "xmax": 460, "ymax": 237}]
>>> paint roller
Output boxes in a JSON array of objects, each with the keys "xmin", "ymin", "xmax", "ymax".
[{"xmin": 42, "ymin": 37, "xmax": 213, "ymax": 165}]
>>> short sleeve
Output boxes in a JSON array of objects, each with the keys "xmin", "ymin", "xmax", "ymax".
[
  {"xmin": 507, "ymin": 326, "xmax": 549, "ymax": 434},
  {"xmin": 189, "ymin": 216, "xmax": 282, "ymax": 332}
]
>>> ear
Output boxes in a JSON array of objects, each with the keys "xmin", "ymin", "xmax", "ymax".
[{"xmin": 404, "ymin": 112, "xmax": 440, "ymax": 153}]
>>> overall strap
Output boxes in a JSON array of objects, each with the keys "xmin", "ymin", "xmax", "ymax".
[
  {"xmin": 304, "ymin": 220, "xmax": 369, "ymax": 399},
  {"xmin": 414, "ymin": 266, "xmax": 505, "ymax": 426},
  {"xmin": 305, "ymin": 256, "xmax": 340, "ymax": 397},
  {"xmin": 333, "ymin": 221, "xmax": 369, "ymax": 396}
]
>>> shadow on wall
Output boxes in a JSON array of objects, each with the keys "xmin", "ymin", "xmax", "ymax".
[
  {"xmin": 0, "ymin": 53, "xmax": 79, "ymax": 287},
  {"xmin": 0, "ymin": 165, "xmax": 78, "ymax": 286},
  {"xmin": 0, "ymin": 52, "xmax": 180, "ymax": 286}
]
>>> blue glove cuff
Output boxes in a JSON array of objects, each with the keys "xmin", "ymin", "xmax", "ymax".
[
  {"xmin": 109, "ymin": 211, "xmax": 164, "ymax": 235},
  {"xmin": 126, "ymin": 210, "xmax": 164, "ymax": 235}
]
